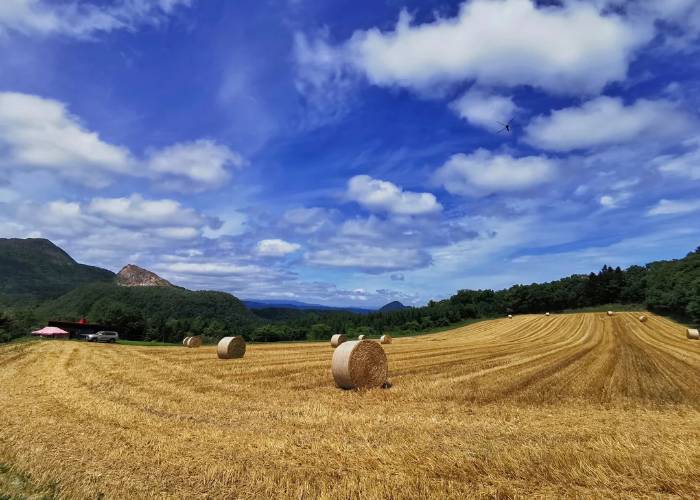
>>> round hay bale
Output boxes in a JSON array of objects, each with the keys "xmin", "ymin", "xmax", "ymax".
[
  {"xmin": 507, "ymin": 314, "xmax": 513, "ymax": 319},
  {"xmin": 330, "ymin": 334, "xmax": 346, "ymax": 348},
  {"xmin": 358, "ymin": 334, "xmax": 366, "ymax": 340},
  {"xmin": 638, "ymin": 315, "xmax": 647, "ymax": 323},
  {"xmin": 380, "ymin": 334, "xmax": 392, "ymax": 344},
  {"xmin": 545, "ymin": 312, "xmax": 550, "ymax": 317},
  {"xmin": 182, "ymin": 337, "xmax": 191, "ymax": 346},
  {"xmin": 187, "ymin": 336, "xmax": 202, "ymax": 348},
  {"xmin": 331, "ymin": 340, "xmax": 388, "ymax": 390},
  {"xmin": 687, "ymin": 328, "xmax": 700, "ymax": 340},
  {"xmin": 217, "ymin": 336, "xmax": 246, "ymax": 359},
  {"xmin": 607, "ymin": 311, "xmax": 615, "ymax": 316}
]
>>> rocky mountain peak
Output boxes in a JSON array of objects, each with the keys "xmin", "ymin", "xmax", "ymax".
[{"xmin": 116, "ymin": 264, "xmax": 172, "ymax": 287}]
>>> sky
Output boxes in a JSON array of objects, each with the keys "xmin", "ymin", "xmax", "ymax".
[{"xmin": 1, "ymin": 0, "xmax": 700, "ymax": 308}]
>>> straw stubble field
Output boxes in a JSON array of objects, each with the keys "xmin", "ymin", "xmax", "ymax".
[{"xmin": 1, "ymin": 312, "xmax": 699, "ymax": 498}]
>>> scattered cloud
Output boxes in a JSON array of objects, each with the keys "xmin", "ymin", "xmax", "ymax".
[
  {"xmin": 255, "ymin": 238, "xmax": 301, "ymax": 257},
  {"xmin": 87, "ymin": 194, "xmax": 214, "ymax": 229},
  {"xmin": 347, "ymin": 175, "xmax": 442, "ymax": 215},
  {"xmin": 450, "ymin": 88, "xmax": 518, "ymax": 132},
  {"xmin": 306, "ymin": 243, "xmax": 431, "ymax": 273},
  {"xmin": 654, "ymin": 137, "xmax": 700, "ymax": 180},
  {"xmin": 0, "ymin": 0, "xmax": 193, "ymax": 38},
  {"xmin": 434, "ymin": 149, "xmax": 557, "ymax": 196},
  {"xmin": 647, "ymin": 198, "xmax": 700, "ymax": 216},
  {"xmin": 295, "ymin": 0, "xmax": 651, "ymax": 96},
  {"xmin": 525, "ymin": 96, "xmax": 693, "ymax": 152}
]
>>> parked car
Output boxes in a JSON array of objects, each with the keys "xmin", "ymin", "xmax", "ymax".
[{"xmin": 83, "ymin": 331, "xmax": 119, "ymax": 343}]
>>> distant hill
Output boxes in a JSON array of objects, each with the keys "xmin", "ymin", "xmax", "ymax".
[
  {"xmin": 0, "ymin": 238, "xmax": 114, "ymax": 304},
  {"xmin": 379, "ymin": 301, "xmax": 408, "ymax": 312},
  {"xmin": 244, "ymin": 299, "xmax": 373, "ymax": 314},
  {"xmin": 117, "ymin": 264, "xmax": 172, "ymax": 287}
]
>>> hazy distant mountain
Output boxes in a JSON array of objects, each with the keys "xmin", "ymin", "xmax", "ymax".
[
  {"xmin": 379, "ymin": 301, "xmax": 408, "ymax": 312},
  {"xmin": 244, "ymin": 299, "xmax": 373, "ymax": 314},
  {"xmin": 0, "ymin": 238, "xmax": 114, "ymax": 304},
  {"xmin": 117, "ymin": 264, "xmax": 172, "ymax": 287}
]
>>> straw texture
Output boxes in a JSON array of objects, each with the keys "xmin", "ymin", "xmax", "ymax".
[
  {"xmin": 687, "ymin": 329, "xmax": 700, "ymax": 340},
  {"xmin": 217, "ymin": 336, "xmax": 246, "ymax": 359},
  {"xmin": 380, "ymin": 335, "xmax": 392, "ymax": 344},
  {"xmin": 331, "ymin": 340, "xmax": 388, "ymax": 390},
  {"xmin": 187, "ymin": 336, "xmax": 202, "ymax": 348},
  {"xmin": 330, "ymin": 334, "xmax": 346, "ymax": 348},
  {"xmin": 639, "ymin": 315, "xmax": 647, "ymax": 322}
]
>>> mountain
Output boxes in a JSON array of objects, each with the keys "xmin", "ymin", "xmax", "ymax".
[
  {"xmin": 0, "ymin": 238, "xmax": 114, "ymax": 304},
  {"xmin": 379, "ymin": 301, "xmax": 408, "ymax": 312},
  {"xmin": 244, "ymin": 299, "xmax": 373, "ymax": 314},
  {"xmin": 117, "ymin": 264, "xmax": 172, "ymax": 287}
]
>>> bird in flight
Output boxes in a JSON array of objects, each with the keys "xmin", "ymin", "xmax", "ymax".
[{"xmin": 496, "ymin": 121, "xmax": 513, "ymax": 134}]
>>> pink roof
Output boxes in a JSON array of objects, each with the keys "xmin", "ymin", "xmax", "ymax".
[{"xmin": 32, "ymin": 326, "xmax": 69, "ymax": 336}]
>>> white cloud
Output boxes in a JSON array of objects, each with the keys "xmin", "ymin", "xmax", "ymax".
[
  {"xmin": 434, "ymin": 149, "xmax": 556, "ymax": 196},
  {"xmin": 306, "ymin": 243, "xmax": 430, "ymax": 273},
  {"xmin": 525, "ymin": 96, "xmax": 692, "ymax": 152},
  {"xmin": 296, "ymin": 0, "xmax": 651, "ymax": 96},
  {"xmin": 86, "ymin": 194, "xmax": 212, "ymax": 229},
  {"xmin": 450, "ymin": 88, "xmax": 518, "ymax": 132},
  {"xmin": 158, "ymin": 262, "xmax": 263, "ymax": 276},
  {"xmin": 647, "ymin": 199, "xmax": 700, "ymax": 216},
  {"xmin": 255, "ymin": 239, "xmax": 301, "ymax": 257},
  {"xmin": 347, "ymin": 175, "xmax": 442, "ymax": 215},
  {"xmin": 282, "ymin": 207, "xmax": 333, "ymax": 234},
  {"xmin": 654, "ymin": 138, "xmax": 700, "ymax": 180},
  {"xmin": 0, "ymin": 92, "xmax": 132, "ymax": 186},
  {"xmin": 0, "ymin": 91, "xmax": 243, "ymax": 191},
  {"xmin": 0, "ymin": 0, "xmax": 193, "ymax": 38},
  {"xmin": 147, "ymin": 139, "xmax": 245, "ymax": 191}
]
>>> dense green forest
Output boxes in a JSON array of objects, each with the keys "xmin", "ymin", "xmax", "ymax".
[{"xmin": 2, "ymin": 244, "xmax": 699, "ymax": 344}]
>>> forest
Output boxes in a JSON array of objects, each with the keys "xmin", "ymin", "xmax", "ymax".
[{"xmin": 2, "ymin": 247, "xmax": 699, "ymax": 344}]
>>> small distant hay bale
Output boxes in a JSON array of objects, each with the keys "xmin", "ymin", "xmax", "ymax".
[
  {"xmin": 508, "ymin": 314, "xmax": 513, "ymax": 319},
  {"xmin": 217, "ymin": 336, "xmax": 246, "ymax": 359},
  {"xmin": 639, "ymin": 315, "xmax": 647, "ymax": 323},
  {"xmin": 545, "ymin": 312, "xmax": 550, "ymax": 316},
  {"xmin": 687, "ymin": 328, "xmax": 700, "ymax": 340},
  {"xmin": 187, "ymin": 336, "xmax": 202, "ymax": 348},
  {"xmin": 182, "ymin": 337, "xmax": 191, "ymax": 346},
  {"xmin": 380, "ymin": 334, "xmax": 392, "ymax": 344},
  {"xmin": 330, "ymin": 334, "xmax": 346, "ymax": 348},
  {"xmin": 358, "ymin": 334, "xmax": 366, "ymax": 340},
  {"xmin": 331, "ymin": 340, "xmax": 388, "ymax": 390},
  {"xmin": 607, "ymin": 311, "xmax": 615, "ymax": 316}
]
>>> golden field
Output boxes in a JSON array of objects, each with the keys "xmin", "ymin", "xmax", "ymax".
[{"xmin": 1, "ymin": 312, "xmax": 699, "ymax": 499}]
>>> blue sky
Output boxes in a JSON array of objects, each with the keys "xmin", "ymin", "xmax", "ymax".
[{"xmin": 1, "ymin": 0, "xmax": 700, "ymax": 307}]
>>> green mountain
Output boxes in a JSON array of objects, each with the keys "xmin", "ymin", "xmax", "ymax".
[
  {"xmin": 0, "ymin": 238, "xmax": 115, "ymax": 305},
  {"xmin": 379, "ymin": 301, "xmax": 408, "ymax": 312}
]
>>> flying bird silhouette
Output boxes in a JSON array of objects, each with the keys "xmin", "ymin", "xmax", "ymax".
[{"xmin": 496, "ymin": 120, "xmax": 513, "ymax": 134}]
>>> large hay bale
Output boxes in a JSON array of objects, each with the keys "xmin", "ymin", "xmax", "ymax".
[
  {"xmin": 331, "ymin": 340, "xmax": 388, "ymax": 390},
  {"xmin": 507, "ymin": 314, "xmax": 513, "ymax": 319},
  {"xmin": 330, "ymin": 334, "xmax": 346, "ymax": 348},
  {"xmin": 358, "ymin": 334, "xmax": 366, "ymax": 340},
  {"xmin": 187, "ymin": 336, "xmax": 202, "ymax": 348},
  {"xmin": 607, "ymin": 311, "xmax": 615, "ymax": 316},
  {"xmin": 182, "ymin": 337, "xmax": 191, "ymax": 346},
  {"xmin": 380, "ymin": 334, "xmax": 392, "ymax": 344},
  {"xmin": 545, "ymin": 312, "xmax": 550, "ymax": 317},
  {"xmin": 639, "ymin": 315, "xmax": 647, "ymax": 323},
  {"xmin": 217, "ymin": 336, "xmax": 246, "ymax": 359},
  {"xmin": 687, "ymin": 329, "xmax": 700, "ymax": 340}
]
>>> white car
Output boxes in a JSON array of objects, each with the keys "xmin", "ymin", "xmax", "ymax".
[{"xmin": 83, "ymin": 331, "xmax": 119, "ymax": 343}]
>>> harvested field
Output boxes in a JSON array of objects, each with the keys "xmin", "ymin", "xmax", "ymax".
[{"xmin": 1, "ymin": 312, "xmax": 699, "ymax": 498}]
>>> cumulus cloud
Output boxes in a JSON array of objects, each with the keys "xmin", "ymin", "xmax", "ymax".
[
  {"xmin": 0, "ymin": 92, "xmax": 133, "ymax": 186},
  {"xmin": 347, "ymin": 175, "xmax": 442, "ymax": 215},
  {"xmin": 0, "ymin": 0, "xmax": 193, "ymax": 38},
  {"xmin": 295, "ymin": 0, "xmax": 651, "ymax": 96},
  {"xmin": 86, "ymin": 194, "xmax": 213, "ymax": 229},
  {"xmin": 525, "ymin": 96, "xmax": 693, "ymax": 152},
  {"xmin": 450, "ymin": 88, "xmax": 518, "ymax": 132},
  {"xmin": 147, "ymin": 139, "xmax": 246, "ymax": 192},
  {"xmin": 255, "ymin": 239, "xmax": 301, "ymax": 257},
  {"xmin": 0, "ymin": 91, "xmax": 243, "ymax": 190},
  {"xmin": 647, "ymin": 199, "xmax": 700, "ymax": 216},
  {"xmin": 434, "ymin": 149, "xmax": 557, "ymax": 196}
]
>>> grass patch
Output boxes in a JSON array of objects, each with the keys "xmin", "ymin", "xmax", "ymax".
[
  {"xmin": 116, "ymin": 339, "xmax": 178, "ymax": 347},
  {"xmin": 0, "ymin": 462, "xmax": 58, "ymax": 500}
]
